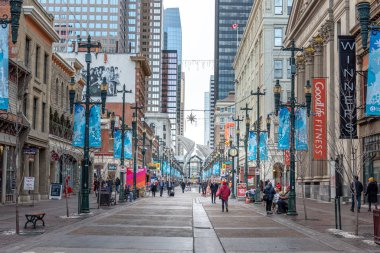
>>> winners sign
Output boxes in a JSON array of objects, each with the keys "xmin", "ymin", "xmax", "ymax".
[{"xmin": 338, "ymin": 36, "xmax": 357, "ymax": 139}]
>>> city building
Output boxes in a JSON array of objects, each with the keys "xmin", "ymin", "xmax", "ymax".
[
  {"xmin": 214, "ymin": 91, "xmax": 235, "ymax": 151},
  {"xmin": 145, "ymin": 112, "xmax": 172, "ymax": 149},
  {"xmin": 177, "ymin": 72, "xmax": 185, "ymax": 155},
  {"xmin": 209, "ymin": 75, "xmax": 215, "ymax": 150},
  {"xmin": 233, "ymin": 0, "xmax": 291, "ymax": 185},
  {"xmin": 120, "ymin": 0, "xmax": 141, "ymax": 54},
  {"xmin": 214, "ymin": 0, "xmax": 253, "ymax": 101},
  {"xmin": 204, "ymin": 91, "xmax": 210, "ymax": 146},
  {"xmin": 161, "ymin": 50, "xmax": 178, "ymax": 150},
  {"xmin": 141, "ymin": 0, "xmax": 163, "ymax": 113},
  {"xmin": 39, "ymin": 0, "xmax": 120, "ymax": 53}
]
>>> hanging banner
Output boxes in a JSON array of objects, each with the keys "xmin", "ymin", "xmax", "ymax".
[
  {"xmin": 248, "ymin": 131, "xmax": 256, "ymax": 161},
  {"xmin": 278, "ymin": 107, "xmax": 290, "ymax": 150},
  {"xmin": 72, "ymin": 104, "xmax": 85, "ymax": 147},
  {"xmin": 214, "ymin": 162, "xmax": 220, "ymax": 175},
  {"xmin": 124, "ymin": 130, "xmax": 133, "ymax": 159},
  {"xmin": 313, "ymin": 78, "xmax": 327, "ymax": 160},
  {"xmin": 114, "ymin": 129, "xmax": 121, "ymax": 158},
  {"xmin": 0, "ymin": 27, "xmax": 9, "ymax": 110},
  {"xmin": 338, "ymin": 36, "xmax": 357, "ymax": 139},
  {"xmin": 295, "ymin": 108, "xmax": 308, "ymax": 150},
  {"xmin": 259, "ymin": 132, "xmax": 268, "ymax": 161},
  {"xmin": 89, "ymin": 105, "xmax": 101, "ymax": 148},
  {"xmin": 284, "ymin": 150, "xmax": 290, "ymax": 166},
  {"xmin": 366, "ymin": 31, "xmax": 380, "ymax": 116}
]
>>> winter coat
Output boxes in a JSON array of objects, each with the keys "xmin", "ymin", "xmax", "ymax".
[
  {"xmin": 351, "ymin": 180, "xmax": 364, "ymax": 196},
  {"xmin": 217, "ymin": 185, "xmax": 231, "ymax": 201},
  {"xmin": 263, "ymin": 185, "xmax": 276, "ymax": 201},
  {"xmin": 210, "ymin": 183, "xmax": 219, "ymax": 193},
  {"xmin": 366, "ymin": 182, "xmax": 378, "ymax": 203}
]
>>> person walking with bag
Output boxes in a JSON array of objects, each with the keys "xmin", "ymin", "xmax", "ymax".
[
  {"xmin": 216, "ymin": 181, "xmax": 231, "ymax": 212},
  {"xmin": 210, "ymin": 180, "xmax": 219, "ymax": 204},
  {"xmin": 263, "ymin": 182, "xmax": 276, "ymax": 215},
  {"xmin": 365, "ymin": 177, "xmax": 378, "ymax": 212}
]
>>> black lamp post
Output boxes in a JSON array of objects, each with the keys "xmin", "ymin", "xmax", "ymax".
[
  {"xmin": 244, "ymin": 115, "xmax": 250, "ymax": 187},
  {"xmin": 356, "ymin": 0, "xmax": 371, "ymax": 50},
  {"xmin": 131, "ymin": 104, "xmax": 143, "ymax": 198},
  {"xmin": 69, "ymin": 35, "xmax": 106, "ymax": 213},
  {"xmin": 273, "ymin": 58, "xmax": 312, "ymax": 216},
  {"xmin": 142, "ymin": 128, "xmax": 147, "ymax": 169},
  {"xmin": 0, "ymin": 0, "xmax": 23, "ymax": 44},
  {"xmin": 229, "ymin": 138, "xmax": 238, "ymax": 199}
]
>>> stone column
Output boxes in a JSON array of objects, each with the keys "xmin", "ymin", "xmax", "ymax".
[
  {"xmin": 1, "ymin": 146, "xmax": 8, "ymax": 204},
  {"xmin": 20, "ymin": 154, "xmax": 30, "ymax": 202},
  {"xmin": 39, "ymin": 149, "xmax": 49, "ymax": 199},
  {"xmin": 33, "ymin": 150, "xmax": 40, "ymax": 200}
]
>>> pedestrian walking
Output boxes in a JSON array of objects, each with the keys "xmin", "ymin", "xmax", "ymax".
[
  {"xmin": 158, "ymin": 179, "xmax": 164, "ymax": 197},
  {"xmin": 350, "ymin": 176, "xmax": 364, "ymax": 212},
  {"xmin": 115, "ymin": 177, "xmax": 120, "ymax": 193},
  {"xmin": 210, "ymin": 181, "xmax": 219, "ymax": 204},
  {"xmin": 167, "ymin": 180, "xmax": 173, "ymax": 196},
  {"xmin": 181, "ymin": 181, "xmax": 186, "ymax": 193},
  {"xmin": 263, "ymin": 182, "xmax": 276, "ymax": 214},
  {"xmin": 202, "ymin": 181, "xmax": 207, "ymax": 196},
  {"xmin": 216, "ymin": 181, "xmax": 231, "ymax": 212},
  {"xmin": 365, "ymin": 177, "xmax": 378, "ymax": 212},
  {"xmin": 151, "ymin": 180, "xmax": 157, "ymax": 197}
]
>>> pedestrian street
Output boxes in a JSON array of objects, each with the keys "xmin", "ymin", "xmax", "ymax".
[{"xmin": 2, "ymin": 187, "xmax": 369, "ymax": 253}]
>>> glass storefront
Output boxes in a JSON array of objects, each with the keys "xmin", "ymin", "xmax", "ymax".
[
  {"xmin": 0, "ymin": 145, "xmax": 17, "ymax": 203},
  {"xmin": 363, "ymin": 134, "xmax": 380, "ymax": 202}
]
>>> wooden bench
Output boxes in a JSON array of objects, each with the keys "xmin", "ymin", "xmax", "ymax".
[{"xmin": 24, "ymin": 212, "xmax": 46, "ymax": 229}]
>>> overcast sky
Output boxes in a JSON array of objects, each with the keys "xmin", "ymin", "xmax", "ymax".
[{"xmin": 164, "ymin": 0, "xmax": 215, "ymax": 146}]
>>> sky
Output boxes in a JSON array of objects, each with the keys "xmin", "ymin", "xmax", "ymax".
[{"xmin": 163, "ymin": 0, "xmax": 215, "ymax": 146}]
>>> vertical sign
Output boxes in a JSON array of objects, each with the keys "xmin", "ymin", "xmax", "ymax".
[
  {"xmin": 366, "ymin": 31, "xmax": 380, "ymax": 116},
  {"xmin": 295, "ymin": 108, "xmax": 308, "ymax": 150},
  {"xmin": 89, "ymin": 105, "xmax": 101, "ymax": 147},
  {"xmin": 338, "ymin": 36, "xmax": 357, "ymax": 139},
  {"xmin": 0, "ymin": 27, "xmax": 8, "ymax": 110},
  {"xmin": 248, "ymin": 131, "xmax": 257, "ymax": 161},
  {"xmin": 114, "ymin": 129, "xmax": 121, "ymax": 158},
  {"xmin": 72, "ymin": 104, "xmax": 85, "ymax": 147},
  {"xmin": 259, "ymin": 132, "xmax": 268, "ymax": 160},
  {"xmin": 284, "ymin": 150, "xmax": 290, "ymax": 166},
  {"xmin": 124, "ymin": 130, "xmax": 133, "ymax": 159},
  {"xmin": 313, "ymin": 78, "xmax": 327, "ymax": 160},
  {"xmin": 278, "ymin": 107, "xmax": 290, "ymax": 150}
]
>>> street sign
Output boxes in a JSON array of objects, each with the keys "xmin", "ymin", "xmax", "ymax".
[
  {"xmin": 255, "ymin": 168, "xmax": 260, "ymax": 175},
  {"xmin": 23, "ymin": 147, "xmax": 38, "ymax": 155},
  {"xmin": 108, "ymin": 164, "xmax": 117, "ymax": 171},
  {"xmin": 49, "ymin": 183, "xmax": 62, "ymax": 200},
  {"xmin": 23, "ymin": 177, "xmax": 35, "ymax": 191},
  {"xmin": 119, "ymin": 165, "xmax": 126, "ymax": 173}
]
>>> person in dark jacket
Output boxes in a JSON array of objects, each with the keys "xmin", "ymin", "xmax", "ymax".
[
  {"xmin": 159, "ymin": 179, "xmax": 165, "ymax": 197},
  {"xmin": 263, "ymin": 182, "xmax": 276, "ymax": 214},
  {"xmin": 181, "ymin": 181, "xmax": 186, "ymax": 193},
  {"xmin": 210, "ymin": 181, "xmax": 219, "ymax": 204},
  {"xmin": 365, "ymin": 177, "xmax": 378, "ymax": 212},
  {"xmin": 351, "ymin": 176, "xmax": 364, "ymax": 212},
  {"xmin": 216, "ymin": 181, "xmax": 231, "ymax": 212},
  {"xmin": 115, "ymin": 177, "xmax": 120, "ymax": 193}
]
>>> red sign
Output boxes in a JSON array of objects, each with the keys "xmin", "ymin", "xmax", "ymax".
[
  {"xmin": 237, "ymin": 183, "xmax": 247, "ymax": 198},
  {"xmin": 284, "ymin": 150, "xmax": 290, "ymax": 166},
  {"xmin": 313, "ymin": 78, "xmax": 327, "ymax": 160}
]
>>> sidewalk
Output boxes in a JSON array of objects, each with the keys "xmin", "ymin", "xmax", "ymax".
[
  {"xmin": 0, "ymin": 192, "xmax": 129, "ymax": 248},
  {"xmin": 240, "ymin": 197, "xmax": 378, "ymax": 251}
]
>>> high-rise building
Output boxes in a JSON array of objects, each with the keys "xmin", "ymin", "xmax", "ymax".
[
  {"xmin": 204, "ymin": 91, "xmax": 210, "ymax": 146},
  {"xmin": 39, "ymin": 0, "xmax": 144, "ymax": 54},
  {"xmin": 178, "ymin": 72, "xmax": 185, "ymax": 155},
  {"xmin": 209, "ymin": 75, "xmax": 215, "ymax": 150},
  {"xmin": 161, "ymin": 50, "xmax": 178, "ymax": 147},
  {"xmin": 214, "ymin": 0, "xmax": 253, "ymax": 100},
  {"xmin": 140, "ymin": 0, "xmax": 163, "ymax": 113}
]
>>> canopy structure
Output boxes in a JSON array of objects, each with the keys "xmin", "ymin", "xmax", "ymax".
[{"xmin": 177, "ymin": 136, "xmax": 196, "ymax": 174}]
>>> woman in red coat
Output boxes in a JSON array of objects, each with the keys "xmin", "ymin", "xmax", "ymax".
[{"xmin": 216, "ymin": 181, "xmax": 231, "ymax": 212}]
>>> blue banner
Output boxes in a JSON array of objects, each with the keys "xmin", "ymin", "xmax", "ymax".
[
  {"xmin": 114, "ymin": 130, "xmax": 122, "ymax": 158},
  {"xmin": 259, "ymin": 132, "xmax": 268, "ymax": 160},
  {"xmin": 124, "ymin": 130, "xmax": 132, "ymax": 159},
  {"xmin": 295, "ymin": 108, "xmax": 308, "ymax": 150},
  {"xmin": 89, "ymin": 105, "xmax": 101, "ymax": 147},
  {"xmin": 367, "ymin": 31, "xmax": 380, "ymax": 116},
  {"xmin": 278, "ymin": 107, "xmax": 290, "ymax": 150},
  {"xmin": 72, "ymin": 104, "xmax": 85, "ymax": 147},
  {"xmin": 0, "ymin": 27, "xmax": 9, "ymax": 110},
  {"xmin": 214, "ymin": 162, "xmax": 220, "ymax": 175},
  {"xmin": 162, "ymin": 161, "xmax": 167, "ymax": 175},
  {"xmin": 248, "ymin": 131, "xmax": 257, "ymax": 161}
]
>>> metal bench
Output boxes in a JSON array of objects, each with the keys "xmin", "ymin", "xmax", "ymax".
[{"xmin": 25, "ymin": 212, "xmax": 46, "ymax": 229}]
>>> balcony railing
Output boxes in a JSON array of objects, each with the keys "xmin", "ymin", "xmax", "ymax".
[{"xmin": 49, "ymin": 120, "xmax": 73, "ymax": 141}]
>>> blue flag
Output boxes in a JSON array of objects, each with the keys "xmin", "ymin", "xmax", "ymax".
[
  {"xmin": 248, "ymin": 131, "xmax": 257, "ymax": 161},
  {"xmin": 367, "ymin": 31, "xmax": 380, "ymax": 116},
  {"xmin": 72, "ymin": 104, "xmax": 85, "ymax": 147},
  {"xmin": 295, "ymin": 108, "xmax": 308, "ymax": 150},
  {"xmin": 89, "ymin": 105, "xmax": 101, "ymax": 148},
  {"xmin": 278, "ymin": 107, "xmax": 290, "ymax": 150},
  {"xmin": 0, "ymin": 27, "xmax": 9, "ymax": 110}
]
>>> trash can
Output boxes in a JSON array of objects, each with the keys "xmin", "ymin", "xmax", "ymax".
[{"xmin": 374, "ymin": 209, "xmax": 380, "ymax": 245}]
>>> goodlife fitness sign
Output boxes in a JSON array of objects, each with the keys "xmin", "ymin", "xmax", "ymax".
[{"xmin": 313, "ymin": 78, "xmax": 327, "ymax": 160}]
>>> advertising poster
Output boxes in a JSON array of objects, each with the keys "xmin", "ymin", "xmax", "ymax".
[
  {"xmin": 126, "ymin": 168, "xmax": 146, "ymax": 189},
  {"xmin": 0, "ymin": 27, "xmax": 8, "ymax": 110},
  {"xmin": 124, "ymin": 130, "xmax": 133, "ymax": 159},
  {"xmin": 237, "ymin": 183, "xmax": 247, "ymax": 198},
  {"xmin": 89, "ymin": 105, "xmax": 101, "ymax": 148},
  {"xmin": 248, "ymin": 131, "xmax": 257, "ymax": 161},
  {"xmin": 259, "ymin": 132, "xmax": 268, "ymax": 160},
  {"xmin": 313, "ymin": 78, "xmax": 327, "ymax": 159},
  {"xmin": 366, "ymin": 31, "xmax": 380, "ymax": 116},
  {"xmin": 114, "ymin": 130, "xmax": 121, "ymax": 158},
  {"xmin": 72, "ymin": 104, "xmax": 85, "ymax": 147},
  {"xmin": 338, "ymin": 36, "xmax": 357, "ymax": 138},
  {"xmin": 295, "ymin": 108, "xmax": 308, "ymax": 150},
  {"xmin": 278, "ymin": 107, "xmax": 290, "ymax": 150}
]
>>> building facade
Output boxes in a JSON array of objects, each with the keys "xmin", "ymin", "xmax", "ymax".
[
  {"xmin": 214, "ymin": 92, "xmax": 235, "ymax": 151},
  {"xmin": 233, "ymin": 0, "xmax": 292, "ymax": 184},
  {"xmin": 214, "ymin": 0, "xmax": 253, "ymax": 101},
  {"xmin": 204, "ymin": 91, "xmax": 210, "ymax": 146},
  {"xmin": 209, "ymin": 75, "xmax": 215, "ymax": 150}
]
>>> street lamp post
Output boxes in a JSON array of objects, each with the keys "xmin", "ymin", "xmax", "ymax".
[
  {"xmin": 251, "ymin": 87, "xmax": 266, "ymax": 203},
  {"xmin": 142, "ymin": 129, "xmax": 146, "ymax": 169},
  {"xmin": 229, "ymin": 137, "xmax": 238, "ymax": 199},
  {"xmin": 241, "ymin": 103, "xmax": 252, "ymax": 188},
  {"xmin": 233, "ymin": 116, "xmax": 243, "ymax": 184},
  {"xmin": 69, "ymin": 35, "xmax": 106, "ymax": 213},
  {"xmin": 131, "ymin": 104, "xmax": 143, "ymax": 198},
  {"xmin": 274, "ymin": 40, "xmax": 312, "ymax": 216},
  {"xmin": 117, "ymin": 84, "xmax": 132, "ymax": 203},
  {"xmin": 0, "ymin": 0, "xmax": 23, "ymax": 44}
]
